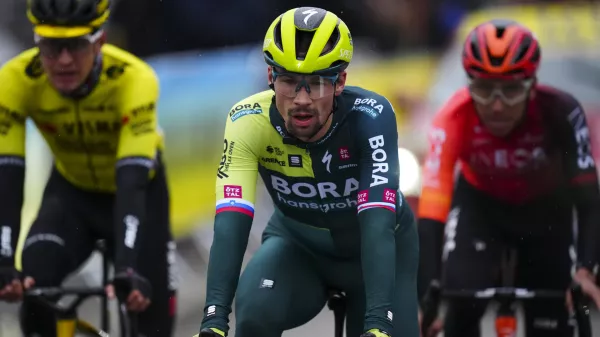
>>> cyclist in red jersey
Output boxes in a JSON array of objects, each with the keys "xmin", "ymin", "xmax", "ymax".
[{"xmin": 417, "ymin": 19, "xmax": 600, "ymax": 337}]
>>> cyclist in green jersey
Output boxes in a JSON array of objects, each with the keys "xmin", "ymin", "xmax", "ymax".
[{"xmin": 196, "ymin": 7, "xmax": 419, "ymax": 337}]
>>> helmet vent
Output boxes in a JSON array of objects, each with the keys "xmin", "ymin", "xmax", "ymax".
[{"xmin": 274, "ymin": 20, "xmax": 284, "ymax": 52}]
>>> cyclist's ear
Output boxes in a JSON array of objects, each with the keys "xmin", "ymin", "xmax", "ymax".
[
  {"xmin": 93, "ymin": 31, "xmax": 107, "ymax": 54},
  {"xmin": 335, "ymin": 71, "xmax": 347, "ymax": 96},
  {"xmin": 267, "ymin": 66, "xmax": 275, "ymax": 89}
]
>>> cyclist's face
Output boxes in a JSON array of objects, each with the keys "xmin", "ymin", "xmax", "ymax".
[
  {"xmin": 470, "ymin": 78, "xmax": 534, "ymax": 137},
  {"xmin": 269, "ymin": 67, "xmax": 346, "ymax": 141},
  {"xmin": 38, "ymin": 31, "xmax": 105, "ymax": 93}
]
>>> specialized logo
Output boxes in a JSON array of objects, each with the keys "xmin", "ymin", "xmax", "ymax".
[
  {"xmin": 352, "ymin": 98, "xmax": 385, "ymax": 119},
  {"xmin": 271, "ymin": 175, "xmax": 359, "ymax": 213},
  {"xmin": 230, "ymin": 103, "xmax": 262, "ymax": 122},
  {"xmin": 322, "ymin": 150, "xmax": 332, "ymax": 173},
  {"xmin": 302, "ymin": 9, "xmax": 318, "ymax": 24},
  {"xmin": 368, "ymin": 135, "xmax": 389, "ymax": 187}
]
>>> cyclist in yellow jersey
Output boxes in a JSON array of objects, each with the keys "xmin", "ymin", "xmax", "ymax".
[{"xmin": 0, "ymin": 0, "xmax": 176, "ymax": 336}]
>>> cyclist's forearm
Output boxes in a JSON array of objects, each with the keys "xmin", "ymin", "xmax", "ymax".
[
  {"xmin": 114, "ymin": 163, "xmax": 150, "ymax": 270},
  {"xmin": 202, "ymin": 212, "xmax": 252, "ymax": 332},
  {"xmin": 575, "ymin": 201, "xmax": 600, "ymax": 270},
  {"xmin": 359, "ymin": 208, "xmax": 395, "ymax": 333},
  {"xmin": 0, "ymin": 161, "xmax": 24, "ymax": 265},
  {"xmin": 417, "ymin": 218, "xmax": 444, "ymax": 300}
]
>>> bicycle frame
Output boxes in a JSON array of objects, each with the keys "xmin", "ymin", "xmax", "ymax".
[{"xmin": 25, "ymin": 286, "xmax": 109, "ymax": 337}]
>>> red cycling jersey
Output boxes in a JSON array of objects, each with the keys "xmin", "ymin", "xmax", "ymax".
[{"xmin": 419, "ymin": 85, "xmax": 599, "ymax": 223}]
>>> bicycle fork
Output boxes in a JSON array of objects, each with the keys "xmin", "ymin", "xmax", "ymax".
[{"xmin": 495, "ymin": 299, "xmax": 517, "ymax": 337}]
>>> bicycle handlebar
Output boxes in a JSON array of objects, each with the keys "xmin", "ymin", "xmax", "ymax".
[
  {"xmin": 25, "ymin": 286, "xmax": 105, "ymax": 298},
  {"xmin": 24, "ymin": 286, "xmax": 106, "ymax": 317},
  {"xmin": 420, "ymin": 281, "xmax": 592, "ymax": 337},
  {"xmin": 442, "ymin": 287, "xmax": 565, "ymax": 300}
]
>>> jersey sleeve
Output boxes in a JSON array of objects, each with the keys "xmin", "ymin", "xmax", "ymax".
[
  {"xmin": 416, "ymin": 92, "xmax": 464, "ymax": 300},
  {"xmin": 0, "ymin": 63, "xmax": 27, "ymax": 158},
  {"xmin": 417, "ymin": 98, "xmax": 463, "ymax": 223},
  {"xmin": 0, "ymin": 60, "xmax": 28, "ymax": 266},
  {"xmin": 558, "ymin": 100, "xmax": 600, "ymax": 270},
  {"xmin": 354, "ymin": 94, "xmax": 400, "ymax": 333},
  {"xmin": 116, "ymin": 69, "xmax": 160, "ymax": 163},
  {"xmin": 214, "ymin": 113, "xmax": 261, "ymax": 214},
  {"xmin": 201, "ymin": 103, "xmax": 261, "ymax": 334}
]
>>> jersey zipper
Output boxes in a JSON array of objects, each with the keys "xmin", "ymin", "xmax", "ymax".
[{"xmin": 74, "ymin": 101, "xmax": 99, "ymax": 187}]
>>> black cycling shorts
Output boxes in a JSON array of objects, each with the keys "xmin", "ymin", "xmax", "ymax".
[
  {"xmin": 442, "ymin": 176, "xmax": 574, "ymax": 337},
  {"xmin": 20, "ymin": 163, "xmax": 176, "ymax": 337}
]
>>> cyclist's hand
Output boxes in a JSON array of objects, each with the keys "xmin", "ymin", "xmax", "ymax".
[
  {"xmin": 108, "ymin": 268, "xmax": 152, "ymax": 312},
  {"xmin": 0, "ymin": 267, "xmax": 22, "ymax": 302},
  {"xmin": 360, "ymin": 328, "xmax": 391, "ymax": 337},
  {"xmin": 418, "ymin": 309, "xmax": 443, "ymax": 337},
  {"xmin": 573, "ymin": 267, "xmax": 600, "ymax": 308},
  {"xmin": 195, "ymin": 328, "xmax": 225, "ymax": 337}
]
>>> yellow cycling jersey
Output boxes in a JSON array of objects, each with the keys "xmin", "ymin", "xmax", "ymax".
[{"xmin": 0, "ymin": 44, "xmax": 164, "ymax": 192}]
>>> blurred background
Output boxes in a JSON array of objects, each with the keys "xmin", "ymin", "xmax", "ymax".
[{"xmin": 1, "ymin": 0, "xmax": 600, "ymax": 336}]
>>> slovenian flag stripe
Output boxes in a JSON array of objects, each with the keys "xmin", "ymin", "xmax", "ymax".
[
  {"xmin": 357, "ymin": 201, "xmax": 395, "ymax": 214},
  {"xmin": 216, "ymin": 198, "xmax": 255, "ymax": 217}
]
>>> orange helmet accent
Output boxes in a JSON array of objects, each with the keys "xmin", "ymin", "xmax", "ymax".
[{"xmin": 462, "ymin": 19, "xmax": 540, "ymax": 79}]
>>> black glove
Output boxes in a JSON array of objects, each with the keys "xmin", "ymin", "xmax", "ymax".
[
  {"xmin": 112, "ymin": 267, "xmax": 152, "ymax": 302},
  {"xmin": 0, "ymin": 265, "xmax": 20, "ymax": 289}
]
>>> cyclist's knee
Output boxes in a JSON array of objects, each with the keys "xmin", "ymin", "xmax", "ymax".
[
  {"xmin": 235, "ymin": 291, "xmax": 280, "ymax": 337},
  {"xmin": 235, "ymin": 314, "xmax": 279, "ymax": 337},
  {"xmin": 21, "ymin": 235, "xmax": 68, "ymax": 285}
]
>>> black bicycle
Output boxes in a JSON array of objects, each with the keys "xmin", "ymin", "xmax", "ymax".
[
  {"xmin": 23, "ymin": 240, "xmax": 140, "ymax": 336},
  {"xmin": 421, "ymin": 280, "xmax": 592, "ymax": 337},
  {"xmin": 420, "ymin": 242, "xmax": 595, "ymax": 337}
]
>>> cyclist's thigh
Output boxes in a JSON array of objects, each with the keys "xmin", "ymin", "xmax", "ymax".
[
  {"xmin": 442, "ymin": 181, "xmax": 504, "ymax": 337},
  {"xmin": 135, "ymin": 166, "xmax": 176, "ymax": 337},
  {"xmin": 20, "ymin": 170, "xmax": 95, "ymax": 337},
  {"xmin": 21, "ymin": 170, "xmax": 95, "ymax": 284},
  {"xmin": 517, "ymin": 203, "xmax": 573, "ymax": 337},
  {"xmin": 234, "ymin": 234, "xmax": 327, "ymax": 337}
]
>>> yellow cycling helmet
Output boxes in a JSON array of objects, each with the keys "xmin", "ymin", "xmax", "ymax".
[
  {"xmin": 27, "ymin": 0, "xmax": 111, "ymax": 38},
  {"xmin": 263, "ymin": 7, "xmax": 353, "ymax": 74}
]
